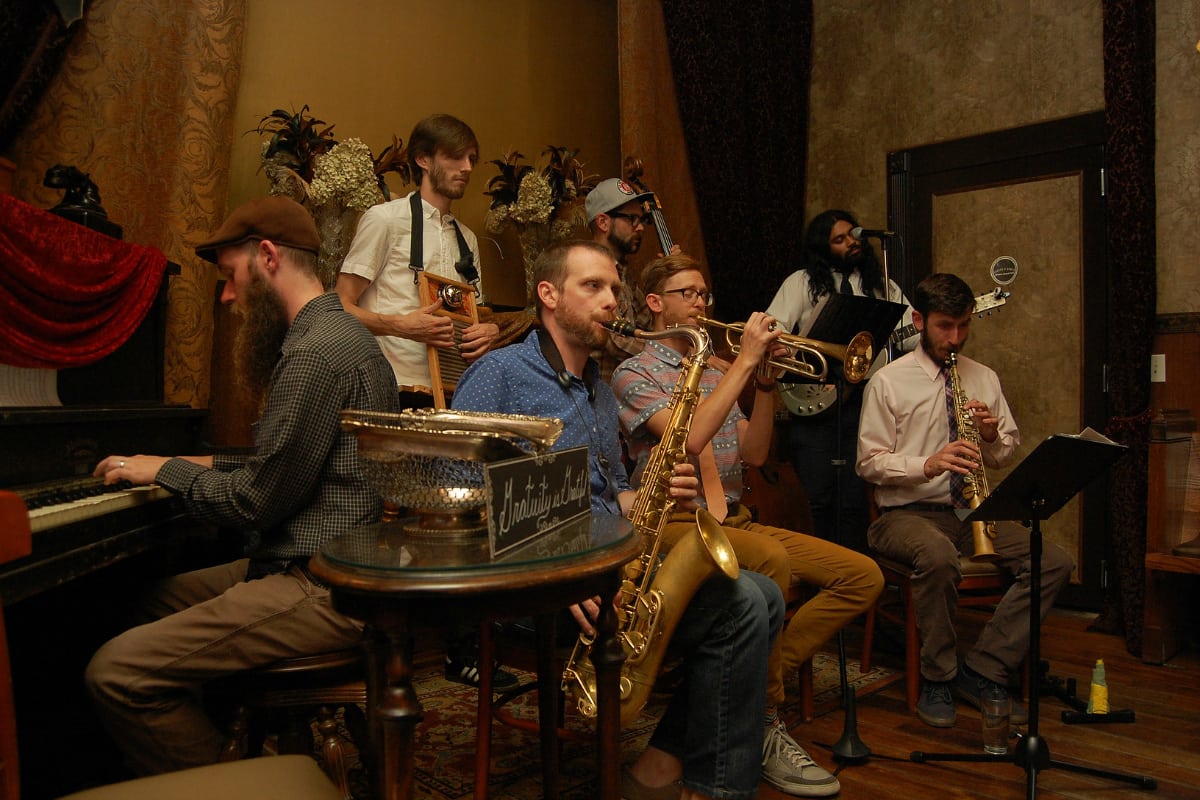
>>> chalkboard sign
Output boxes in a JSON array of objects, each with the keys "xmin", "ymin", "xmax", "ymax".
[{"xmin": 485, "ymin": 445, "xmax": 590, "ymax": 557}]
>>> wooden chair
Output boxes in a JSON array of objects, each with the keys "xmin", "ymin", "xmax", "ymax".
[
  {"xmin": 859, "ymin": 484, "xmax": 1019, "ymax": 710},
  {"xmin": 472, "ymin": 584, "xmax": 819, "ymax": 798},
  {"xmin": 860, "ymin": 554, "xmax": 1011, "ymax": 711}
]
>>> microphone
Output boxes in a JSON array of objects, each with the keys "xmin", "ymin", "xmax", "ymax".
[{"xmin": 850, "ymin": 226, "xmax": 896, "ymax": 239}]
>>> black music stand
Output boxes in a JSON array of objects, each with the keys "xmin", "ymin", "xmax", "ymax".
[{"xmin": 910, "ymin": 433, "xmax": 1157, "ymax": 797}]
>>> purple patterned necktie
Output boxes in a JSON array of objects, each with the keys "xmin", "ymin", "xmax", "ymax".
[{"xmin": 943, "ymin": 367, "xmax": 969, "ymax": 508}]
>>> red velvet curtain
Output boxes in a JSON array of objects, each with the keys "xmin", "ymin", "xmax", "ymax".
[{"xmin": 0, "ymin": 194, "xmax": 166, "ymax": 368}]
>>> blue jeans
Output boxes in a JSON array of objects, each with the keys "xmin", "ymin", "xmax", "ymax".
[{"xmin": 648, "ymin": 569, "xmax": 784, "ymax": 799}]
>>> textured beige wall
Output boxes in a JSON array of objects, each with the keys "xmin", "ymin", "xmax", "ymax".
[
  {"xmin": 227, "ymin": 0, "xmax": 620, "ymax": 309},
  {"xmin": 935, "ymin": 177, "xmax": 1085, "ymax": 560},
  {"xmin": 1156, "ymin": 2, "xmax": 1200, "ymax": 315},
  {"xmin": 808, "ymin": 0, "xmax": 1199, "ymax": 317}
]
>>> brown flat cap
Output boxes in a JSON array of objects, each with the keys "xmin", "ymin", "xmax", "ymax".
[{"xmin": 194, "ymin": 196, "xmax": 321, "ymax": 263}]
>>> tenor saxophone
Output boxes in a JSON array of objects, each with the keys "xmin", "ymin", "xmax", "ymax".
[
  {"xmin": 562, "ymin": 320, "xmax": 740, "ymax": 728},
  {"xmin": 945, "ymin": 352, "xmax": 1001, "ymax": 563}
]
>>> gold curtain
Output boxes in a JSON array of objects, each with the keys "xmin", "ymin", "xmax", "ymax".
[
  {"xmin": 6, "ymin": 0, "xmax": 247, "ymax": 409},
  {"xmin": 616, "ymin": 0, "xmax": 708, "ymax": 275}
]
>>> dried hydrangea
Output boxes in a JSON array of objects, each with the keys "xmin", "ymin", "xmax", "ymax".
[
  {"xmin": 308, "ymin": 138, "xmax": 382, "ymax": 211},
  {"xmin": 510, "ymin": 172, "xmax": 554, "ymax": 225},
  {"xmin": 551, "ymin": 218, "xmax": 575, "ymax": 241},
  {"xmin": 484, "ymin": 205, "xmax": 510, "ymax": 234}
]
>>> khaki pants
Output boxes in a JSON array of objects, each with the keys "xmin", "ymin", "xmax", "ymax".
[
  {"xmin": 85, "ymin": 559, "xmax": 363, "ymax": 775},
  {"xmin": 867, "ymin": 509, "xmax": 1075, "ymax": 685},
  {"xmin": 662, "ymin": 504, "xmax": 883, "ymax": 708}
]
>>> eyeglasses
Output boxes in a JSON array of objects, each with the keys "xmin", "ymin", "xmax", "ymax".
[
  {"xmin": 607, "ymin": 211, "xmax": 653, "ymax": 227},
  {"xmin": 659, "ymin": 288, "xmax": 715, "ymax": 306}
]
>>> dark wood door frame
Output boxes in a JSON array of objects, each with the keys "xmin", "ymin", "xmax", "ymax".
[{"xmin": 886, "ymin": 111, "xmax": 1109, "ymax": 609}]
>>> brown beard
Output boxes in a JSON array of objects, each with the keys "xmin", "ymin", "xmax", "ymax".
[
  {"xmin": 606, "ymin": 227, "xmax": 641, "ymax": 261},
  {"xmin": 557, "ymin": 302, "xmax": 610, "ymax": 351},
  {"xmin": 920, "ymin": 327, "xmax": 967, "ymax": 365},
  {"xmin": 234, "ymin": 267, "xmax": 289, "ymax": 404},
  {"xmin": 429, "ymin": 160, "xmax": 467, "ymax": 200}
]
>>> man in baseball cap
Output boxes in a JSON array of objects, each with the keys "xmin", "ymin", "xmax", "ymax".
[
  {"xmin": 586, "ymin": 178, "xmax": 676, "ymax": 380},
  {"xmin": 585, "ymin": 177, "xmax": 654, "ymax": 263},
  {"xmin": 85, "ymin": 196, "xmax": 398, "ymax": 775}
]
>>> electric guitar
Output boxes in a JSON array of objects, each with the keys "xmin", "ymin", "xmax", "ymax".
[{"xmin": 779, "ymin": 287, "xmax": 1010, "ymax": 417}]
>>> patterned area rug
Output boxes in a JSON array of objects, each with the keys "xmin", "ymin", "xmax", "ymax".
[{"xmin": 333, "ymin": 651, "xmax": 896, "ymax": 800}]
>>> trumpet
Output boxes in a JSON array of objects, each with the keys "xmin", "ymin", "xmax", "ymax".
[{"xmin": 696, "ymin": 316, "xmax": 874, "ymax": 383}]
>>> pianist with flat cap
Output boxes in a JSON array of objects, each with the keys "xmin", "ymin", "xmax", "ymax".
[{"xmin": 83, "ymin": 196, "xmax": 399, "ymax": 775}]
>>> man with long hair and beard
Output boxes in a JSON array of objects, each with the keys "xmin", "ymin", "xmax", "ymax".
[
  {"xmin": 856, "ymin": 272, "xmax": 1073, "ymax": 728},
  {"xmin": 85, "ymin": 196, "xmax": 399, "ymax": 775},
  {"xmin": 452, "ymin": 240, "xmax": 783, "ymax": 800},
  {"xmin": 766, "ymin": 209, "xmax": 916, "ymax": 554},
  {"xmin": 232, "ymin": 256, "xmax": 290, "ymax": 405}
]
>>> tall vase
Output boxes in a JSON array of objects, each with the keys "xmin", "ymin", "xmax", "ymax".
[
  {"xmin": 517, "ymin": 224, "xmax": 551, "ymax": 311},
  {"xmin": 312, "ymin": 203, "xmax": 364, "ymax": 289}
]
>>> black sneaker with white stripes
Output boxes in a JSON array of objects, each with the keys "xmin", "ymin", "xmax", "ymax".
[{"xmin": 444, "ymin": 655, "xmax": 521, "ymax": 692}]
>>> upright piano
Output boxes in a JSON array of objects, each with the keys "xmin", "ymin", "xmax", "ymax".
[{"xmin": 0, "ymin": 265, "xmax": 208, "ymax": 606}]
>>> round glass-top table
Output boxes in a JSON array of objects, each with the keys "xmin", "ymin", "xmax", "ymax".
[{"xmin": 309, "ymin": 513, "xmax": 638, "ymax": 800}]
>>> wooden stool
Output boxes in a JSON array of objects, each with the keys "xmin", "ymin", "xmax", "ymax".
[
  {"xmin": 783, "ymin": 583, "xmax": 816, "ymax": 722},
  {"xmin": 215, "ymin": 648, "xmax": 367, "ymax": 800}
]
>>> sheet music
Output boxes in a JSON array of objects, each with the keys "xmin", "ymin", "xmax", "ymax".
[
  {"xmin": 0, "ymin": 364, "xmax": 62, "ymax": 407},
  {"xmin": 1069, "ymin": 426, "xmax": 1118, "ymax": 445}
]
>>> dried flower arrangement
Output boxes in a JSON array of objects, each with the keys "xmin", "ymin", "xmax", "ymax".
[
  {"xmin": 483, "ymin": 146, "xmax": 598, "ymax": 306},
  {"xmin": 250, "ymin": 106, "xmax": 411, "ymax": 286}
]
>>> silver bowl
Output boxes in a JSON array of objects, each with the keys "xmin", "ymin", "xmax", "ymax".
[{"xmin": 342, "ymin": 408, "xmax": 562, "ymax": 537}]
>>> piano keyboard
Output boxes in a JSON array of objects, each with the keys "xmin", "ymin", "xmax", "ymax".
[{"xmin": 15, "ymin": 477, "xmax": 173, "ymax": 534}]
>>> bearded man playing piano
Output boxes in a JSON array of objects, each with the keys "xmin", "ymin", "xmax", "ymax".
[{"xmin": 84, "ymin": 196, "xmax": 399, "ymax": 775}]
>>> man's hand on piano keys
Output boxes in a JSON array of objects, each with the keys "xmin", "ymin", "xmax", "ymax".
[{"xmin": 94, "ymin": 454, "xmax": 171, "ymax": 486}]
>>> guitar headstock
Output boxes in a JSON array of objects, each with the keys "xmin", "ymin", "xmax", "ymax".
[{"xmin": 972, "ymin": 287, "xmax": 1010, "ymax": 317}]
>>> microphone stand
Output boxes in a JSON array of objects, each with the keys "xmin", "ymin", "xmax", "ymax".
[{"xmin": 830, "ymin": 372, "xmax": 870, "ymax": 762}]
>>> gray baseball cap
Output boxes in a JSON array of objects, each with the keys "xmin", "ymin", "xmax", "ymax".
[{"xmin": 584, "ymin": 178, "xmax": 653, "ymax": 223}]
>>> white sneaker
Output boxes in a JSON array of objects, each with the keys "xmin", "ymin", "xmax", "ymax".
[{"xmin": 762, "ymin": 719, "xmax": 840, "ymax": 797}]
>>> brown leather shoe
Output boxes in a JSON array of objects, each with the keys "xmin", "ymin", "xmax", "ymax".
[{"xmin": 621, "ymin": 767, "xmax": 682, "ymax": 800}]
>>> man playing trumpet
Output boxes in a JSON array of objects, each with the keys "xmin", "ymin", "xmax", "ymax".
[
  {"xmin": 856, "ymin": 272, "xmax": 1074, "ymax": 728},
  {"xmin": 613, "ymin": 253, "xmax": 883, "ymax": 797}
]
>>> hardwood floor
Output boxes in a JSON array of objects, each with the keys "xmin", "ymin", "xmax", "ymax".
[{"xmin": 773, "ymin": 608, "xmax": 1200, "ymax": 800}]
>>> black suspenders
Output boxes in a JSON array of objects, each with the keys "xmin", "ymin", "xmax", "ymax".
[{"xmin": 407, "ymin": 192, "xmax": 478, "ymax": 286}]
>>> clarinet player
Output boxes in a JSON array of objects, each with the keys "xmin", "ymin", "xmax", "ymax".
[{"xmin": 856, "ymin": 272, "xmax": 1074, "ymax": 729}]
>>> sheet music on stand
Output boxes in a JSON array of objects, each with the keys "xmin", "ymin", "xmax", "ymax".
[
  {"xmin": 799, "ymin": 293, "xmax": 906, "ymax": 351},
  {"xmin": 961, "ymin": 427, "xmax": 1127, "ymax": 524}
]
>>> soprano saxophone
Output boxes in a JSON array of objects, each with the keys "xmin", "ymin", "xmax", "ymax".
[
  {"xmin": 945, "ymin": 351, "xmax": 1001, "ymax": 563},
  {"xmin": 562, "ymin": 320, "xmax": 740, "ymax": 728}
]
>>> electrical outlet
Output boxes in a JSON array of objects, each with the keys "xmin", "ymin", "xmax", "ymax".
[{"xmin": 1150, "ymin": 353, "xmax": 1166, "ymax": 383}]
